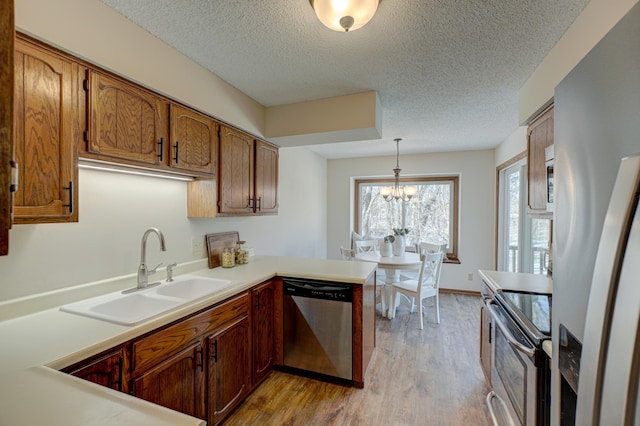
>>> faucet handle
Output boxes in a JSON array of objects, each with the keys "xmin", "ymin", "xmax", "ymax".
[
  {"xmin": 166, "ymin": 262, "xmax": 177, "ymax": 282},
  {"xmin": 149, "ymin": 262, "xmax": 163, "ymax": 275}
]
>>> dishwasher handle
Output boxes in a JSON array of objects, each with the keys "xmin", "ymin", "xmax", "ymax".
[{"xmin": 283, "ymin": 279, "xmax": 353, "ymax": 302}]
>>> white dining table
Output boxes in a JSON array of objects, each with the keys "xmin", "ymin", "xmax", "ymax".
[{"xmin": 355, "ymin": 251, "xmax": 422, "ymax": 318}]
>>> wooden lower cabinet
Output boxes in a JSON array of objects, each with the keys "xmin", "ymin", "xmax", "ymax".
[
  {"xmin": 63, "ymin": 346, "xmax": 127, "ymax": 392},
  {"xmin": 61, "ymin": 278, "xmax": 371, "ymax": 424},
  {"xmin": 208, "ymin": 315, "xmax": 251, "ymax": 425},
  {"xmin": 132, "ymin": 342, "xmax": 206, "ymax": 419},
  {"xmin": 129, "ymin": 292, "xmax": 249, "ymax": 425},
  {"xmin": 251, "ymin": 280, "xmax": 275, "ymax": 385},
  {"xmin": 480, "ymin": 304, "xmax": 492, "ymax": 387}
]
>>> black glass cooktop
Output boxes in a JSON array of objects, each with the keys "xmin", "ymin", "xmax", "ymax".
[{"xmin": 496, "ymin": 290, "xmax": 552, "ymax": 345}]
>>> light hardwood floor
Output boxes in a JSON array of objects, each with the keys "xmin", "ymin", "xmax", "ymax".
[{"xmin": 224, "ymin": 292, "xmax": 492, "ymax": 425}]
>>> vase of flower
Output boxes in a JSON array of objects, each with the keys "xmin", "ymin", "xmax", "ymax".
[
  {"xmin": 392, "ymin": 236, "xmax": 405, "ymax": 256},
  {"xmin": 381, "ymin": 236, "xmax": 393, "ymax": 257},
  {"xmin": 392, "ymin": 228, "xmax": 409, "ymax": 256}
]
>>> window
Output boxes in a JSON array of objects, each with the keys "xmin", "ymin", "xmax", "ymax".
[
  {"xmin": 355, "ymin": 176, "xmax": 459, "ymax": 261},
  {"xmin": 497, "ymin": 157, "xmax": 551, "ymax": 274}
]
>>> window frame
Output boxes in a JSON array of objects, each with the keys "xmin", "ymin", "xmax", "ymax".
[{"xmin": 354, "ymin": 175, "xmax": 460, "ymax": 263}]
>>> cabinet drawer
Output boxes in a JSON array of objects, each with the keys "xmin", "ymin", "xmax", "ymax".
[{"xmin": 132, "ymin": 292, "xmax": 249, "ymax": 374}]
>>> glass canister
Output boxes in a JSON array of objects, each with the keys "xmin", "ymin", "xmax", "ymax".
[
  {"xmin": 235, "ymin": 241, "xmax": 248, "ymax": 264},
  {"xmin": 221, "ymin": 247, "xmax": 235, "ymax": 268}
]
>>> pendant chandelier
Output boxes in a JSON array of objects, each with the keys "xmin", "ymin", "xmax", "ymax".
[
  {"xmin": 380, "ymin": 138, "xmax": 417, "ymax": 202},
  {"xmin": 309, "ymin": 0, "xmax": 380, "ymax": 32}
]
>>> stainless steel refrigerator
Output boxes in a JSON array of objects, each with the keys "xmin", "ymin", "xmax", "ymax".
[{"xmin": 553, "ymin": 2, "xmax": 640, "ymax": 425}]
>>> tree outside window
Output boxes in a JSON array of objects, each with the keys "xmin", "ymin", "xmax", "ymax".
[{"xmin": 355, "ymin": 176, "xmax": 459, "ymax": 261}]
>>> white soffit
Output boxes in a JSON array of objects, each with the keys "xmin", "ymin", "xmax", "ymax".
[{"xmin": 265, "ymin": 91, "xmax": 381, "ymax": 147}]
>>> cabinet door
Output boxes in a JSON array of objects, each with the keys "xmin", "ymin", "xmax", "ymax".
[
  {"xmin": 255, "ymin": 140, "xmax": 278, "ymax": 214},
  {"xmin": 219, "ymin": 125, "xmax": 254, "ymax": 214},
  {"xmin": 0, "ymin": 0, "xmax": 13, "ymax": 254},
  {"xmin": 86, "ymin": 70, "xmax": 167, "ymax": 166},
  {"xmin": 132, "ymin": 342, "xmax": 206, "ymax": 421},
  {"xmin": 480, "ymin": 304, "xmax": 492, "ymax": 387},
  {"xmin": 64, "ymin": 348, "xmax": 125, "ymax": 392},
  {"xmin": 527, "ymin": 106, "xmax": 553, "ymax": 212},
  {"xmin": 208, "ymin": 315, "xmax": 250, "ymax": 425},
  {"xmin": 13, "ymin": 39, "xmax": 77, "ymax": 223},
  {"xmin": 169, "ymin": 104, "xmax": 217, "ymax": 176},
  {"xmin": 252, "ymin": 280, "xmax": 275, "ymax": 385}
]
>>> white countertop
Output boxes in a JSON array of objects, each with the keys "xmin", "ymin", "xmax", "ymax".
[
  {"xmin": 0, "ymin": 255, "xmax": 376, "ymax": 425},
  {"xmin": 478, "ymin": 269, "xmax": 553, "ymax": 295}
]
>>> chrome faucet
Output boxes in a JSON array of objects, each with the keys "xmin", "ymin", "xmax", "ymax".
[{"xmin": 137, "ymin": 227, "xmax": 166, "ymax": 289}]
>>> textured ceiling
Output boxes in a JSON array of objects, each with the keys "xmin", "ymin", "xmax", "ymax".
[{"xmin": 99, "ymin": 0, "xmax": 589, "ymax": 159}]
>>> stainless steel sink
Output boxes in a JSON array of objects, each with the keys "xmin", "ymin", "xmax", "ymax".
[{"xmin": 60, "ymin": 275, "xmax": 232, "ymax": 326}]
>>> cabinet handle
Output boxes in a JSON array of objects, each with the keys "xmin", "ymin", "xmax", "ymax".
[
  {"xmin": 257, "ymin": 292, "xmax": 260, "ymax": 310},
  {"xmin": 64, "ymin": 181, "xmax": 74, "ymax": 214},
  {"xmin": 197, "ymin": 346, "xmax": 204, "ymax": 372},
  {"xmin": 212, "ymin": 340, "xmax": 218, "ymax": 363},
  {"xmin": 489, "ymin": 323, "xmax": 492, "ymax": 344},
  {"xmin": 9, "ymin": 161, "xmax": 18, "ymax": 193},
  {"xmin": 257, "ymin": 196, "xmax": 262, "ymax": 212},
  {"xmin": 173, "ymin": 141, "xmax": 179, "ymax": 164},
  {"xmin": 116, "ymin": 356, "xmax": 123, "ymax": 391},
  {"xmin": 248, "ymin": 196, "xmax": 254, "ymax": 210},
  {"xmin": 157, "ymin": 137, "xmax": 164, "ymax": 161}
]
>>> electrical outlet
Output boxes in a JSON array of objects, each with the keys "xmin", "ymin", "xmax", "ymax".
[
  {"xmin": 192, "ymin": 236, "xmax": 204, "ymax": 257},
  {"xmin": 467, "ymin": 273, "xmax": 474, "ymax": 281}
]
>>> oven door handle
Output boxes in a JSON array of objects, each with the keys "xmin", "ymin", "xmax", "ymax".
[
  {"xmin": 486, "ymin": 391, "xmax": 517, "ymax": 426},
  {"xmin": 486, "ymin": 300, "xmax": 536, "ymax": 358}
]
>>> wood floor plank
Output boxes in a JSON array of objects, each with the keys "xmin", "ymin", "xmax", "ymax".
[{"xmin": 224, "ymin": 293, "xmax": 491, "ymax": 425}]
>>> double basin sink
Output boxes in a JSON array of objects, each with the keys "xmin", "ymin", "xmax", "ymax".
[{"xmin": 61, "ymin": 275, "xmax": 232, "ymax": 326}]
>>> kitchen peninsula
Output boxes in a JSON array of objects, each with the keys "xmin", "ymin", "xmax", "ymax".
[{"xmin": 0, "ymin": 256, "xmax": 376, "ymax": 425}]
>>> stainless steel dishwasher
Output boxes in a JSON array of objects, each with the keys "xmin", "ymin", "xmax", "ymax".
[{"xmin": 282, "ymin": 278, "xmax": 353, "ymax": 382}]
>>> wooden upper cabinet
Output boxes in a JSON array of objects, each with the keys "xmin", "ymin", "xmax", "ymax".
[
  {"xmin": 85, "ymin": 70, "xmax": 168, "ymax": 166},
  {"xmin": 255, "ymin": 140, "xmax": 278, "ymax": 214},
  {"xmin": 169, "ymin": 104, "xmax": 217, "ymax": 176},
  {"xmin": 219, "ymin": 125, "xmax": 254, "ymax": 214},
  {"xmin": 218, "ymin": 125, "xmax": 279, "ymax": 216},
  {"xmin": 13, "ymin": 38, "xmax": 78, "ymax": 224},
  {"xmin": 0, "ymin": 0, "xmax": 14, "ymax": 254},
  {"xmin": 527, "ymin": 105, "xmax": 553, "ymax": 213}
]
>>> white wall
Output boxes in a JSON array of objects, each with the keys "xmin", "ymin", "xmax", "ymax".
[
  {"xmin": 0, "ymin": 147, "xmax": 327, "ymax": 301},
  {"xmin": 1, "ymin": 0, "xmax": 329, "ymax": 301},
  {"xmin": 16, "ymin": 0, "xmax": 264, "ymax": 136},
  {"xmin": 327, "ymin": 150, "xmax": 495, "ymax": 292},
  {"xmin": 495, "ymin": 126, "xmax": 527, "ymax": 167}
]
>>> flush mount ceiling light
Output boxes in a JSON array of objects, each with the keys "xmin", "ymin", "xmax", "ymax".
[
  {"xmin": 380, "ymin": 138, "xmax": 418, "ymax": 202},
  {"xmin": 309, "ymin": 0, "xmax": 380, "ymax": 32}
]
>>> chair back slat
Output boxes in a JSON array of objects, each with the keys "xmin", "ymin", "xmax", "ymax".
[
  {"xmin": 354, "ymin": 239, "xmax": 378, "ymax": 253},
  {"xmin": 418, "ymin": 251, "xmax": 444, "ymax": 294}
]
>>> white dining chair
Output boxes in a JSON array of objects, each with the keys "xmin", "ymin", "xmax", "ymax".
[
  {"xmin": 354, "ymin": 239, "xmax": 378, "ymax": 253},
  {"xmin": 340, "ymin": 245, "xmax": 355, "ymax": 260},
  {"xmin": 352, "ymin": 239, "xmax": 388, "ymax": 314},
  {"xmin": 391, "ymin": 251, "xmax": 444, "ymax": 329}
]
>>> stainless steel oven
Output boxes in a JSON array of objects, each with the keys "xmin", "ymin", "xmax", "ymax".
[{"xmin": 486, "ymin": 291, "xmax": 551, "ymax": 426}]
